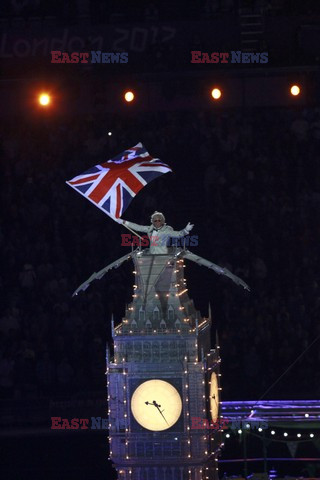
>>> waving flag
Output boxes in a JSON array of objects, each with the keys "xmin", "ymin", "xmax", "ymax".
[{"xmin": 66, "ymin": 143, "xmax": 172, "ymax": 219}]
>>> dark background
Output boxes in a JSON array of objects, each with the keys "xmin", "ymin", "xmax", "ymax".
[{"xmin": 1, "ymin": 0, "xmax": 320, "ymax": 478}]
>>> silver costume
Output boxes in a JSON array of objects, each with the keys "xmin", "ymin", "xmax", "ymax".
[
  {"xmin": 123, "ymin": 220, "xmax": 190, "ymax": 254},
  {"xmin": 72, "ymin": 212, "xmax": 250, "ymax": 296}
]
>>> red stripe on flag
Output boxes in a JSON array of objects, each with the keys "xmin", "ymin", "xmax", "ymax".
[
  {"xmin": 139, "ymin": 162, "xmax": 171, "ymax": 169},
  {"xmin": 115, "ymin": 184, "xmax": 122, "ymax": 218},
  {"xmin": 69, "ymin": 173, "xmax": 100, "ymax": 185}
]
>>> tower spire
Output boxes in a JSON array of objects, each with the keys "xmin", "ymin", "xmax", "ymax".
[
  {"xmin": 216, "ymin": 329, "xmax": 220, "ymax": 349},
  {"xmin": 111, "ymin": 313, "xmax": 114, "ymax": 338}
]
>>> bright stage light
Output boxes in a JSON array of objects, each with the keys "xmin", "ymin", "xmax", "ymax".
[
  {"xmin": 124, "ymin": 91, "xmax": 134, "ymax": 102},
  {"xmin": 290, "ymin": 85, "xmax": 300, "ymax": 96},
  {"xmin": 211, "ymin": 88, "xmax": 222, "ymax": 100},
  {"xmin": 39, "ymin": 93, "xmax": 50, "ymax": 106}
]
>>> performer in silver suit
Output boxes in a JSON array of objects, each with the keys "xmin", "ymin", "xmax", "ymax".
[
  {"xmin": 116, "ymin": 211, "xmax": 194, "ymax": 254},
  {"xmin": 73, "ymin": 213, "xmax": 250, "ymax": 296}
]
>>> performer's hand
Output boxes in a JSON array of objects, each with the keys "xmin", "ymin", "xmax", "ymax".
[{"xmin": 184, "ymin": 222, "xmax": 194, "ymax": 233}]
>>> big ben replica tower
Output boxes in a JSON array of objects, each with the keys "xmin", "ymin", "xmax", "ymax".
[
  {"xmin": 106, "ymin": 249, "xmax": 222, "ymax": 480},
  {"xmin": 67, "ymin": 144, "xmax": 249, "ymax": 480}
]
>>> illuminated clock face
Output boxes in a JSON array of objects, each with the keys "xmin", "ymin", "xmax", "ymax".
[
  {"xmin": 210, "ymin": 372, "xmax": 219, "ymax": 421},
  {"xmin": 131, "ymin": 379, "xmax": 182, "ymax": 431}
]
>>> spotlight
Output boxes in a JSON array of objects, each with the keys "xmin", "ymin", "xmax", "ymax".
[
  {"xmin": 39, "ymin": 93, "xmax": 50, "ymax": 106},
  {"xmin": 290, "ymin": 85, "xmax": 300, "ymax": 96},
  {"xmin": 271, "ymin": 430, "xmax": 275, "ymax": 435},
  {"xmin": 284, "ymin": 432, "xmax": 288, "ymax": 437},
  {"xmin": 211, "ymin": 88, "xmax": 222, "ymax": 100},
  {"xmin": 124, "ymin": 91, "xmax": 135, "ymax": 102},
  {"xmin": 108, "ymin": 131, "xmax": 112, "ymax": 136}
]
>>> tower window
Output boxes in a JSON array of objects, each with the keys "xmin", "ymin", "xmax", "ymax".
[
  {"xmin": 131, "ymin": 319, "xmax": 137, "ymax": 330},
  {"xmin": 174, "ymin": 319, "xmax": 181, "ymax": 329},
  {"xmin": 160, "ymin": 319, "xmax": 166, "ymax": 330},
  {"xmin": 168, "ymin": 305, "xmax": 174, "ymax": 320},
  {"xmin": 153, "ymin": 307, "xmax": 160, "ymax": 321},
  {"xmin": 139, "ymin": 307, "xmax": 145, "ymax": 322}
]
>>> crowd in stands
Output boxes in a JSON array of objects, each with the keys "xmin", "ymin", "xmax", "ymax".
[
  {"xmin": 1, "ymin": 104, "xmax": 320, "ymax": 405},
  {"xmin": 0, "ymin": 0, "xmax": 233, "ymax": 22},
  {"xmin": 1, "ymin": 0, "xmax": 320, "ymax": 24}
]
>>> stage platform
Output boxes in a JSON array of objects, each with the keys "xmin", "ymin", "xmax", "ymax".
[{"xmin": 221, "ymin": 400, "xmax": 320, "ymax": 426}]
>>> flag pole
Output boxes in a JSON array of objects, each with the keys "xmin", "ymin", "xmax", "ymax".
[
  {"xmin": 111, "ymin": 216, "xmax": 144, "ymax": 240},
  {"xmin": 122, "ymin": 222, "xmax": 144, "ymax": 240}
]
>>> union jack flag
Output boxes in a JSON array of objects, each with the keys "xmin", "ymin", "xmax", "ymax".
[{"xmin": 66, "ymin": 143, "xmax": 172, "ymax": 219}]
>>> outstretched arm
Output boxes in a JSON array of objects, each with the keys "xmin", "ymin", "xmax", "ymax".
[
  {"xmin": 114, "ymin": 218, "xmax": 150, "ymax": 233},
  {"xmin": 168, "ymin": 222, "xmax": 194, "ymax": 238}
]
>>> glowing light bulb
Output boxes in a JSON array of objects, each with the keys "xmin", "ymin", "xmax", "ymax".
[
  {"xmin": 124, "ymin": 91, "xmax": 134, "ymax": 102},
  {"xmin": 290, "ymin": 85, "xmax": 300, "ymax": 96},
  {"xmin": 211, "ymin": 88, "xmax": 222, "ymax": 100},
  {"xmin": 39, "ymin": 93, "xmax": 50, "ymax": 106}
]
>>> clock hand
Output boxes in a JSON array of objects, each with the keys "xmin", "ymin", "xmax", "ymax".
[
  {"xmin": 145, "ymin": 400, "xmax": 169, "ymax": 425},
  {"xmin": 152, "ymin": 400, "xmax": 169, "ymax": 426},
  {"xmin": 145, "ymin": 400, "xmax": 161, "ymax": 407},
  {"xmin": 211, "ymin": 394, "xmax": 218, "ymax": 407}
]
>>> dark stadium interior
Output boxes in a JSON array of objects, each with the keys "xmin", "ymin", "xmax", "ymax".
[{"xmin": 1, "ymin": 1, "xmax": 320, "ymax": 479}]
